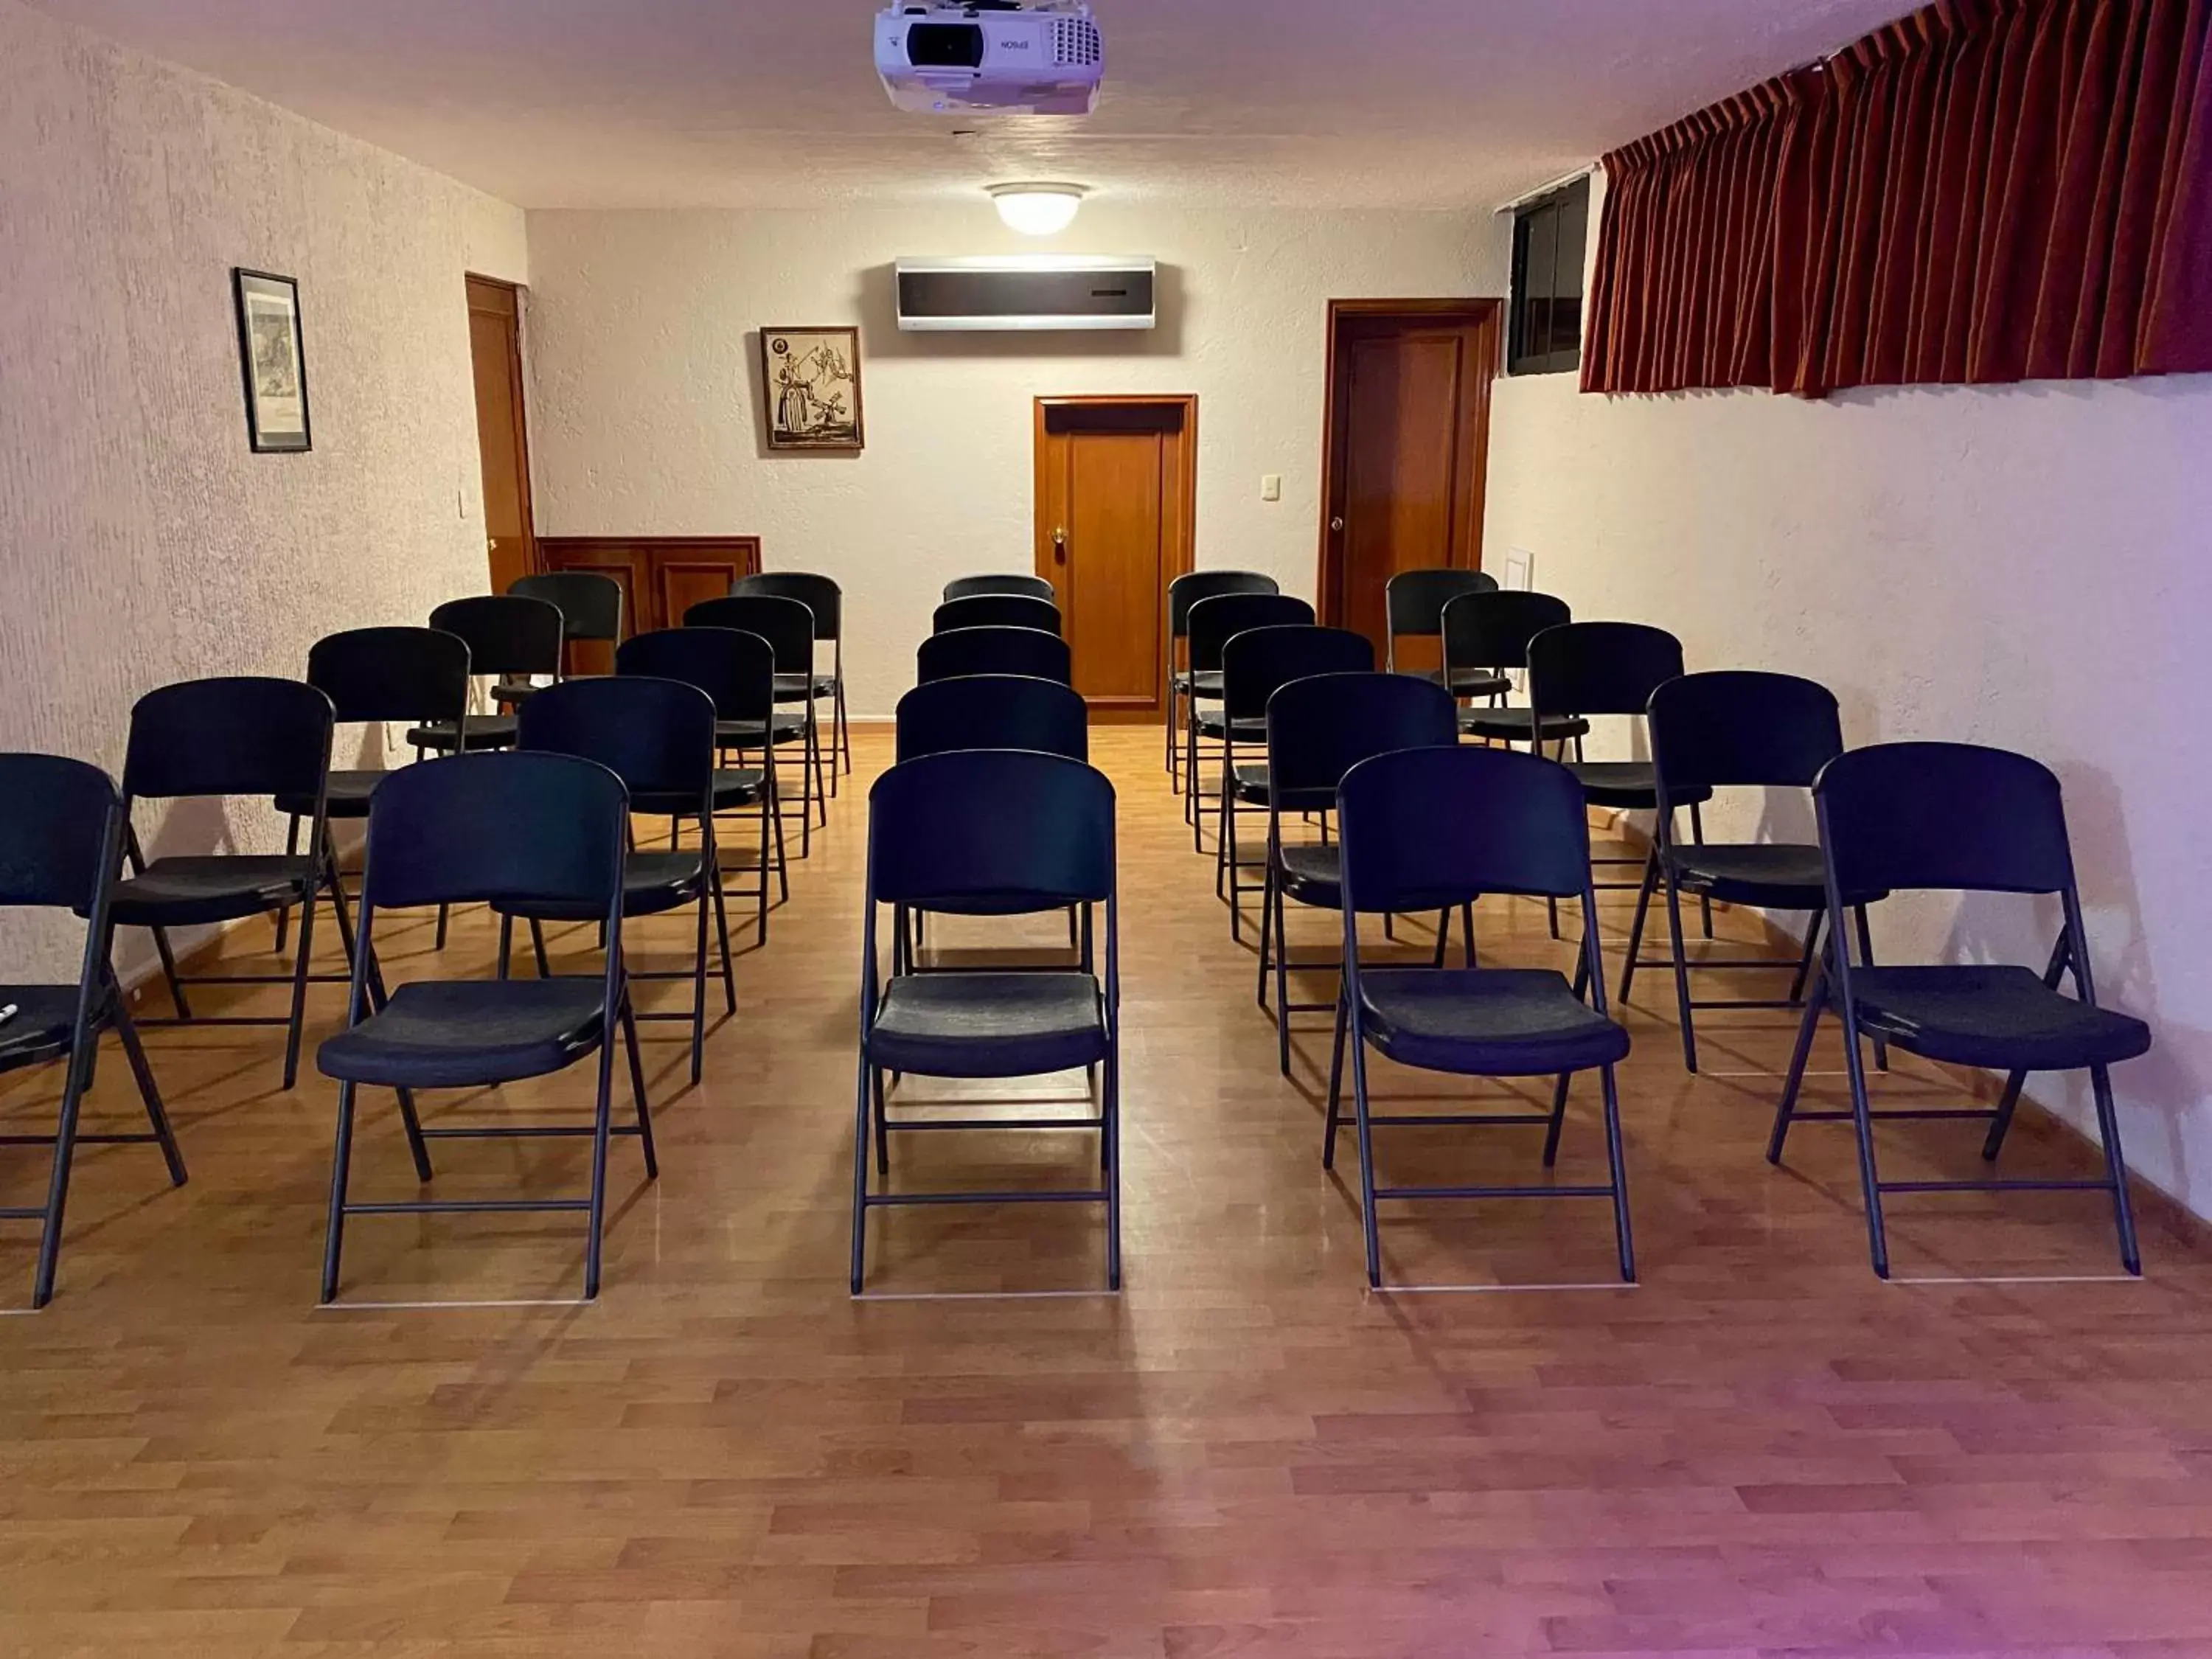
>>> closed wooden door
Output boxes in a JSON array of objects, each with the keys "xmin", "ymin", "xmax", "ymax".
[
  {"xmin": 1034, "ymin": 397, "xmax": 1197, "ymax": 718},
  {"xmin": 467, "ymin": 275, "xmax": 535, "ymax": 594},
  {"xmin": 1320, "ymin": 302, "xmax": 1500, "ymax": 657}
]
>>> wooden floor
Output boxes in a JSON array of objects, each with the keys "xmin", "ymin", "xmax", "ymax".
[{"xmin": 4, "ymin": 726, "xmax": 2212, "ymax": 1657}]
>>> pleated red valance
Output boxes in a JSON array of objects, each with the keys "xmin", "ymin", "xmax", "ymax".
[{"xmin": 1582, "ymin": 0, "xmax": 2212, "ymax": 396}]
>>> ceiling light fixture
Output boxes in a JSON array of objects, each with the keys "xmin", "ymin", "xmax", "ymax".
[{"xmin": 990, "ymin": 183, "xmax": 1086, "ymax": 236}]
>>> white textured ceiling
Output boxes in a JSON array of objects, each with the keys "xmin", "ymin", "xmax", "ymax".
[{"xmin": 29, "ymin": 0, "xmax": 1910, "ymax": 211}]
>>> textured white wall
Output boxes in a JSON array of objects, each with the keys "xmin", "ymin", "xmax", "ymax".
[
  {"xmin": 0, "ymin": 0, "xmax": 526, "ymax": 980},
  {"xmin": 1485, "ymin": 364, "xmax": 2212, "ymax": 1217},
  {"xmin": 523, "ymin": 205, "xmax": 1506, "ymax": 716}
]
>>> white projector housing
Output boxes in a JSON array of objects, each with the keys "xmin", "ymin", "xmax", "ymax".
[{"xmin": 875, "ymin": 1, "xmax": 1105, "ymax": 116}]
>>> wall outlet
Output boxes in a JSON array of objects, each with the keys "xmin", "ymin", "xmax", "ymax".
[{"xmin": 1260, "ymin": 473, "xmax": 1282, "ymax": 502}]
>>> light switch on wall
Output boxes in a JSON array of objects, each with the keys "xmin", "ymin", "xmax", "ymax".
[{"xmin": 1261, "ymin": 474, "xmax": 1282, "ymax": 502}]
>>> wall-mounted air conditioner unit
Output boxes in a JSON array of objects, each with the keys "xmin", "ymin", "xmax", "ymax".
[{"xmin": 894, "ymin": 256, "xmax": 1157, "ymax": 332}]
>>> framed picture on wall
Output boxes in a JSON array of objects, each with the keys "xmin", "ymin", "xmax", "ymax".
[
  {"xmin": 761, "ymin": 326, "xmax": 864, "ymax": 452},
  {"xmin": 232, "ymin": 268, "xmax": 311, "ymax": 453}
]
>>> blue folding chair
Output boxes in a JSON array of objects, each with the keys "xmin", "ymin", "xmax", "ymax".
[
  {"xmin": 316, "ymin": 751, "xmax": 653, "ymax": 1303},
  {"xmin": 732, "ymin": 572, "xmax": 849, "ymax": 786},
  {"xmin": 0, "ymin": 756, "xmax": 187, "ymax": 1307},
  {"xmin": 917, "ymin": 626, "xmax": 1071, "ymax": 686},
  {"xmin": 1166, "ymin": 570, "xmax": 1280, "ymax": 789},
  {"xmin": 1771, "ymin": 742, "xmax": 2149, "ymax": 1278},
  {"xmin": 1183, "ymin": 593, "xmax": 1315, "ymax": 841},
  {"xmin": 1385, "ymin": 568, "xmax": 1503, "ymax": 692},
  {"xmin": 933, "ymin": 594, "xmax": 1062, "ymax": 636},
  {"xmin": 945, "ymin": 574, "xmax": 1056, "ymax": 603},
  {"xmin": 1332, "ymin": 745, "xmax": 1635, "ymax": 1288},
  {"xmin": 1258, "ymin": 672, "xmax": 1459, "ymax": 1077},
  {"xmin": 686, "ymin": 594, "xmax": 829, "ymax": 851},
  {"xmin": 852, "ymin": 751, "xmax": 1119, "ymax": 1293}
]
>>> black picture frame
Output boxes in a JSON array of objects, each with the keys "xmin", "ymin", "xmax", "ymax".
[{"xmin": 232, "ymin": 268, "xmax": 312, "ymax": 453}]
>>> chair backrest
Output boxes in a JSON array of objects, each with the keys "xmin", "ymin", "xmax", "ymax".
[
  {"xmin": 1386, "ymin": 568, "xmax": 1500, "ymax": 650},
  {"xmin": 517, "ymin": 675, "xmax": 717, "ymax": 801},
  {"xmin": 1186, "ymin": 593, "xmax": 1316, "ymax": 674},
  {"xmin": 933, "ymin": 594, "xmax": 1062, "ymax": 636},
  {"xmin": 306, "ymin": 627, "xmax": 471, "ymax": 726},
  {"xmin": 1169, "ymin": 570, "xmax": 1280, "ymax": 638},
  {"xmin": 1338, "ymin": 744, "xmax": 1593, "ymax": 913},
  {"xmin": 1648, "ymin": 672, "xmax": 1843, "ymax": 815},
  {"xmin": 509, "ymin": 571, "xmax": 624, "ymax": 644},
  {"xmin": 945, "ymin": 573, "xmax": 1056, "ymax": 603},
  {"xmin": 0, "ymin": 754, "xmax": 120, "ymax": 911},
  {"xmin": 1817, "ymin": 742, "xmax": 2074, "ymax": 898},
  {"xmin": 1527, "ymin": 621, "xmax": 1686, "ymax": 719},
  {"xmin": 1439, "ymin": 590, "xmax": 1571, "ymax": 678},
  {"xmin": 122, "ymin": 677, "xmax": 333, "ymax": 803},
  {"xmin": 429, "ymin": 594, "xmax": 565, "ymax": 679},
  {"xmin": 361, "ymin": 751, "xmax": 628, "ymax": 914},
  {"xmin": 732, "ymin": 571, "xmax": 842, "ymax": 641},
  {"xmin": 917, "ymin": 626, "xmax": 1072, "ymax": 686},
  {"xmin": 868, "ymin": 750, "xmax": 1114, "ymax": 910},
  {"xmin": 1265, "ymin": 672, "xmax": 1459, "ymax": 813},
  {"xmin": 1221, "ymin": 625, "xmax": 1374, "ymax": 722},
  {"xmin": 684, "ymin": 594, "xmax": 813, "ymax": 673},
  {"xmin": 895, "ymin": 675, "xmax": 1090, "ymax": 764},
  {"xmin": 615, "ymin": 627, "xmax": 776, "ymax": 724}
]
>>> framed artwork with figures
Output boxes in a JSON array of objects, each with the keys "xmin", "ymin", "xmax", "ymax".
[
  {"xmin": 761, "ymin": 326, "xmax": 864, "ymax": 452},
  {"xmin": 232, "ymin": 268, "xmax": 311, "ymax": 453}
]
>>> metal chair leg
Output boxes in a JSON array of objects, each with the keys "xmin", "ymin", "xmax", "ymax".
[
  {"xmin": 319, "ymin": 1080, "xmax": 358, "ymax": 1304},
  {"xmin": 621, "ymin": 995, "xmax": 657, "ymax": 1179},
  {"xmin": 872, "ymin": 1065, "xmax": 889, "ymax": 1176},
  {"xmin": 274, "ymin": 813, "xmax": 301, "ymax": 953},
  {"xmin": 1660, "ymin": 870, "xmax": 1699, "ymax": 1074},
  {"xmin": 2087, "ymin": 1064, "xmax": 2142, "ymax": 1275},
  {"xmin": 1349, "ymin": 1009, "xmax": 1385, "ymax": 1289},
  {"xmin": 1599, "ymin": 1063, "xmax": 1636, "ymax": 1281},
  {"xmin": 29, "ymin": 1040, "xmax": 95, "ymax": 1308},
  {"xmin": 1618, "ymin": 849, "xmax": 1658, "ymax": 1006},
  {"xmin": 281, "ymin": 878, "xmax": 319, "ymax": 1091},
  {"xmin": 849, "ymin": 1057, "xmax": 874, "ymax": 1294},
  {"xmin": 1767, "ymin": 966, "xmax": 1829, "ymax": 1164},
  {"xmin": 150, "ymin": 925, "xmax": 191, "ymax": 1019},
  {"xmin": 1104, "ymin": 1040, "xmax": 1123, "ymax": 1292},
  {"xmin": 1322, "ymin": 984, "xmax": 1349, "ymax": 1169},
  {"xmin": 582, "ymin": 1026, "xmax": 619, "ymax": 1301},
  {"xmin": 113, "ymin": 998, "xmax": 186, "ymax": 1186}
]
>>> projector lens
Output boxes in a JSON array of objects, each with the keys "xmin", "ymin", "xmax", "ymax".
[{"xmin": 906, "ymin": 23, "xmax": 984, "ymax": 68}]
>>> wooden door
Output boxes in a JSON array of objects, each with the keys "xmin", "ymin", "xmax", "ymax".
[
  {"xmin": 467, "ymin": 275, "xmax": 535, "ymax": 594},
  {"xmin": 1318, "ymin": 302, "xmax": 1500, "ymax": 658},
  {"xmin": 1034, "ymin": 397, "xmax": 1197, "ymax": 719}
]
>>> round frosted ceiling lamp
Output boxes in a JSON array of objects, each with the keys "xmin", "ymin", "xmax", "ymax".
[{"xmin": 990, "ymin": 182, "xmax": 1086, "ymax": 236}]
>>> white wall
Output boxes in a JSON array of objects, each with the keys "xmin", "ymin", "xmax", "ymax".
[
  {"xmin": 1486, "ymin": 357, "xmax": 2212, "ymax": 1217},
  {"xmin": 0, "ymin": 0, "xmax": 526, "ymax": 979},
  {"xmin": 523, "ymin": 205, "xmax": 1505, "ymax": 715}
]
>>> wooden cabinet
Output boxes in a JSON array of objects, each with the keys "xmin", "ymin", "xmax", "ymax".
[{"xmin": 535, "ymin": 538, "xmax": 763, "ymax": 662}]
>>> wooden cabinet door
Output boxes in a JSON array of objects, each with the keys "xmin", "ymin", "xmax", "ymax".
[{"xmin": 537, "ymin": 538, "xmax": 763, "ymax": 635}]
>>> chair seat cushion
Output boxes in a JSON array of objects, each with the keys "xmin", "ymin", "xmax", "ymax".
[
  {"xmin": 773, "ymin": 672, "xmax": 834, "ymax": 703},
  {"xmin": 1277, "ymin": 842, "xmax": 1343, "ymax": 908},
  {"xmin": 1565, "ymin": 760, "xmax": 1712, "ymax": 810},
  {"xmin": 718, "ymin": 716, "xmax": 808, "ymax": 748},
  {"xmin": 495, "ymin": 851, "xmax": 705, "ymax": 923},
  {"xmin": 406, "ymin": 716, "xmax": 517, "ymax": 753},
  {"xmin": 1358, "ymin": 967, "xmax": 1631, "ymax": 1077},
  {"xmin": 0, "ymin": 985, "xmax": 94, "ymax": 1071},
  {"xmin": 276, "ymin": 768, "xmax": 385, "ymax": 820},
  {"xmin": 1663, "ymin": 843, "xmax": 1834, "ymax": 910},
  {"xmin": 866, "ymin": 971, "xmax": 1107, "ymax": 1079},
  {"xmin": 317, "ymin": 978, "xmax": 609, "ymax": 1088},
  {"xmin": 108, "ymin": 856, "xmax": 317, "ymax": 927},
  {"xmin": 1416, "ymin": 667, "xmax": 1514, "ymax": 698},
  {"xmin": 491, "ymin": 681, "xmax": 544, "ymax": 706},
  {"xmin": 1230, "ymin": 762, "xmax": 1271, "ymax": 804},
  {"xmin": 1848, "ymin": 965, "xmax": 2152, "ymax": 1072},
  {"xmin": 1458, "ymin": 707, "xmax": 1591, "ymax": 745},
  {"xmin": 1194, "ymin": 713, "xmax": 1267, "ymax": 742},
  {"xmin": 631, "ymin": 770, "xmax": 768, "ymax": 818},
  {"xmin": 1175, "ymin": 669, "xmax": 1224, "ymax": 698}
]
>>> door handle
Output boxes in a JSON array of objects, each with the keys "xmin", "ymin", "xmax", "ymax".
[
  {"xmin": 1329, "ymin": 516, "xmax": 1346, "ymax": 533},
  {"xmin": 1052, "ymin": 527, "xmax": 1068, "ymax": 563}
]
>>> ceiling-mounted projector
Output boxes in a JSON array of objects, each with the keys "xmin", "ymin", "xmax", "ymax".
[{"xmin": 874, "ymin": 1, "xmax": 1104, "ymax": 116}]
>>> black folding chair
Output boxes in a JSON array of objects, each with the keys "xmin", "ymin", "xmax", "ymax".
[
  {"xmin": 684, "ymin": 596, "xmax": 828, "ymax": 854},
  {"xmin": 111, "ymin": 677, "xmax": 338, "ymax": 1091},
  {"xmin": 917, "ymin": 626, "xmax": 1071, "ymax": 686},
  {"xmin": 616, "ymin": 627, "xmax": 785, "ymax": 940},
  {"xmin": 933, "ymin": 594, "xmax": 1062, "ymax": 636},
  {"xmin": 1639, "ymin": 671, "xmax": 1885, "ymax": 1072},
  {"xmin": 1183, "ymin": 593, "xmax": 1315, "ymax": 841},
  {"xmin": 1441, "ymin": 591, "xmax": 1590, "ymax": 748},
  {"xmin": 734, "ymin": 572, "xmax": 849, "ymax": 787},
  {"xmin": 1332, "ymin": 745, "xmax": 1635, "ymax": 1289},
  {"xmin": 945, "ymin": 574, "xmax": 1056, "ymax": 603},
  {"xmin": 852, "ymin": 751, "xmax": 1119, "ymax": 1294},
  {"xmin": 1214, "ymin": 625, "xmax": 1373, "ymax": 938},
  {"xmin": 1166, "ymin": 570, "xmax": 1280, "ymax": 789},
  {"xmin": 408, "ymin": 594, "xmax": 565, "ymax": 755},
  {"xmin": 1770, "ymin": 742, "xmax": 2148, "ymax": 1279},
  {"xmin": 0, "ymin": 756, "xmax": 186, "ymax": 1307},
  {"xmin": 1385, "ymin": 568, "xmax": 1502, "ymax": 693},
  {"xmin": 507, "ymin": 677, "xmax": 731, "ymax": 1087},
  {"xmin": 510, "ymin": 571, "xmax": 624, "ymax": 682},
  {"xmin": 275, "ymin": 626, "xmax": 471, "ymax": 955},
  {"xmin": 316, "ymin": 751, "xmax": 654, "ymax": 1303},
  {"xmin": 1526, "ymin": 620, "xmax": 1712, "ymax": 942},
  {"xmin": 1256, "ymin": 673, "xmax": 1458, "ymax": 1077}
]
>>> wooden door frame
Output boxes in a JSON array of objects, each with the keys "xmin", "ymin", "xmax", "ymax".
[
  {"xmin": 466, "ymin": 271, "xmax": 539, "ymax": 580},
  {"xmin": 1314, "ymin": 299, "xmax": 1503, "ymax": 627},
  {"xmin": 1033, "ymin": 394, "xmax": 1199, "ymax": 722}
]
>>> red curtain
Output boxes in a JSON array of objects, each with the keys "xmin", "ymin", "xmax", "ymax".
[{"xmin": 1582, "ymin": 0, "xmax": 2212, "ymax": 396}]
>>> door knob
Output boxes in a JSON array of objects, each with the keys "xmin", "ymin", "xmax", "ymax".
[
  {"xmin": 1329, "ymin": 516, "xmax": 1346, "ymax": 533},
  {"xmin": 1052, "ymin": 527, "xmax": 1068, "ymax": 563}
]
